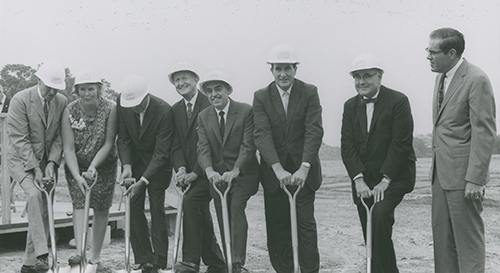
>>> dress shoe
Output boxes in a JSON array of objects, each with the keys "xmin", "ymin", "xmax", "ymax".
[
  {"xmin": 68, "ymin": 255, "xmax": 82, "ymax": 265},
  {"xmin": 233, "ymin": 262, "xmax": 250, "ymax": 273},
  {"xmin": 34, "ymin": 255, "xmax": 50, "ymax": 272},
  {"xmin": 20, "ymin": 265, "xmax": 37, "ymax": 273},
  {"xmin": 205, "ymin": 265, "xmax": 227, "ymax": 273},
  {"xmin": 134, "ymin": 263, "xmax": 154, "ymax": 273},
  {"xmin": 151, "ymin": 264, "xmax": 167, "ymax": 273},
  {"xmin": 173, "ymin": 261, "xmax": 200, "ymax": 272}
]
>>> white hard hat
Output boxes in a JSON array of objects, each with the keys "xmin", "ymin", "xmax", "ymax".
[
  {"xmin": 74, "ymin": 68, "xmax": 102, "ymax": 86},
  {"xmin": 119, "ymin": 75, "xmax": 150, "ymax": 108},
  {"xmin": 199, "ymin": 70, "xmax": 233, "ymax": 96},
  {"xmin": 35, "ymin": 62, "xmax": 66, "ymax": 90},
  {"xmin": 267, "ymin": 44, "xmax": 299, "ymax": 64},
  {"xmin": 350, "ymin": 53, "xmax": 384, "ymax": 75},
  {"xmin": 167, "ymin": 62, "xmax": 199, "ymax": 84}
]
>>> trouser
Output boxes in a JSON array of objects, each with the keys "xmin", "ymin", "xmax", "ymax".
[
  {"xmin": 182, "ymin": 177, "xmax": 225, "ymax": 268},
  {"xmin": 432, "ymin": 172, "xmax": 485, "ymax": 273},
  {"xmin": 130, "ymin": 183, "xmax": 168, "ymax": 267},
  {"xmin": 264, "ymin": 184, "xmax": 319, "ymax": 273},
  {"xmin": 211, "ymin": 181, "xmax": 251, "ymax": 266},
  {"xmin": 356, "ymin": 189, "xmax": 404, "ymax": 273},
  {"xmin": 19, "ymin": 173, "xmax": 50, "ymax": 266}
]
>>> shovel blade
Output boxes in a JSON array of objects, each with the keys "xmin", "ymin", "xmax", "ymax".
[
  {"xmin": 57, "ymin": 265, "xmax": 72, "ymax": 273},
  {"xmin": 159, "ymin": 269, "xmax": 174, "ymax": 273}
]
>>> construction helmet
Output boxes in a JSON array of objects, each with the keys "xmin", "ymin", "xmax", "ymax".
[
  {"xmin": 168, "ymin": 62, "xmax": 199, "ymax": 84},
  {"xmin": 199, "ymin": 70, "xmax": 233, "ymax": 96},
  {"xmin": 350, "ymin": 53, "xmax": 384, "ymax": 75},
  {"xmin": 74, "ymin": 68, "xmax": 102, "ymax": 85},
  {"xmin": 267, "ymin": 44, "xmax": 299, "ymax": 64},
  {"xmin": 119, "ymin": 75, "xmax": 150, "ymax": 108},
  {"xmin": 35, "ymin": 62, "xmax": 66, "ymax": 90}
]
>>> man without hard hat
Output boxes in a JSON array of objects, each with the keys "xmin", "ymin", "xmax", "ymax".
[
  {"xmin": 197, "ymin": 71, "xmax": 260, "ymax": 273},
  {"xmin": 341, "ymin": 53, "xmax": 416, "ymax": 273},
  {"xmin": 7, "ymin": 62, "xmax": 68, "ymax": 273},
  {"xmin": 116, "ymin": 75, "xmax": 174, "ymax": 273},
  {"xmin": 168, "ymin": 63, "xmax": 226, "ymax": 273},
  {"xmin": 427, "ymin": 28, "xmax": 496, "ymax": 273},
  {"xmin": 253, "ymin": 44, "xmax": 323, "ymax": 273}
]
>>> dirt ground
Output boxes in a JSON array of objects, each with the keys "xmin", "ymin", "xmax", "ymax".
[{"xmin": 1, "ymin": 157, "xmax": 500, "ymax": 272}]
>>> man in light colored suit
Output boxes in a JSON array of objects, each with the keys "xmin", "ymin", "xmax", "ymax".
[
  {"xmin": 197, "ymin": 71, "xmax": 260, "ymax": 273},
  {"xmin": 7, "ymin": 62, "xmax": 68, "ymax": 273},
  {"xmin": 427, "ymin": 27, "xmax": 496, "ymax": 273},
  {"xmin": 253, "ymin": 44, "xmax": 323, "ymax": 273}
]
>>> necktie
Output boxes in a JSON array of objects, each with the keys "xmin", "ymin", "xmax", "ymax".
[
  {"xmin": 438, "ymin": 74, "xmax": 446, "ymax": 109},
  {"xmin": 219, "ymin": 110, "xmax": 225, "ymax": 140},
  {"xmin": 282, "ymin": 91, "xmax": 289, "ymax": 114},
  {"xmin": 43, "ymin": 100, "xmax": 49, "ymax": 120},
  {"xmin": 187, "ymin": 102, "xmax": 193, "ymax": 123},
  {"xmin": 362, "ymin": 97, "xmax": 378, "ymax": 104}
]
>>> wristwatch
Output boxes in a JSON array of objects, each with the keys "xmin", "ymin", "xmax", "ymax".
[{"xmin": 301, "ymin": 162, "xmax": 311, "ymax": 168}]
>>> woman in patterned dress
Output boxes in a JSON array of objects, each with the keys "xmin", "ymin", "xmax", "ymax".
[{"xmin": 61, "ymin": 68, "xmax": 117, "ymax": 270}]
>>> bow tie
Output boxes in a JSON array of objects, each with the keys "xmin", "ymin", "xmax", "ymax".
[{"xmin": 361, "ymin": 97, "xmax": 378, "ymax": 104}]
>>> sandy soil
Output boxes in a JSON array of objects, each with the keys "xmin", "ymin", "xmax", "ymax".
[{"xmin": 1, "ymin": 157, "xmax": 500, "ymax": 272}]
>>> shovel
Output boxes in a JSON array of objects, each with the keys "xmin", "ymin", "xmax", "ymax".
[
  {"xmin": 114, "ymin": 178, "xmax": 141, "ymax": 273},
  {"xmin": 360, "ymin": 198, "xmax": 376, "ymax": 273},
  {"xmin": 282, "ymin": 184, "xmax": 301, "ymax": 273},
  {"xmin": 164, "ymin": 182, "xmax": 192, "ymax": 273},
  {"xmin": 33, "ymin": 177, "xmax": 61, "ymax": 273},
  {"xmin": 212, "ymin": 180, "xmax": 233, "ymax": 273},
  {"xmin": 74, "ymin": 171, "xmax": 99, "ymax": 273}
]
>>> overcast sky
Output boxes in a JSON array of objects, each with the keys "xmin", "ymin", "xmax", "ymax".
[{"xmin": 1, "ymin": 0, "xmax": 499, "ymax": 146}]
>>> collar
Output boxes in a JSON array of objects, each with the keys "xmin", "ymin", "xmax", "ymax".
[
  {"xmin": 445, "ymin": 58, "xmax": 464, "ymax": 79},
  {"xmin": 363, "ymin": 87, "xmax": 381, "ymax": 100},
  {"xmin": 277, "ymin": 84, "xmax": 293, "ymax": 97},
  {"xmin": 37, "ymin": 85, "xmax": 45, "ymax": 102},
  {"xmin": 139, "ymin": 95, "xmax": 151, "ymax": 114},
  {"xmin": 183, "ymin": 91, "xmax": 199, "ymax": 107},
  {"xmin": 215, "ymin": 99, "xmax": 230, "ymax": 116}
]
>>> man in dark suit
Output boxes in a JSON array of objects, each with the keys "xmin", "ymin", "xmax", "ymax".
[
  {"xmin": 7, "ymin": 62, "xmax": 68, "ymax": 273},
  {"xmin": 341, "ymin": 53, "xmax": 416, "ymax": 273},
  {"xmin": 116, "ymin": 75, "xmax": 174, "ymax": 273},
  {"xmin": 427, "ymin": 28, "xmax": 496, "ymax": 273},
  {"xmin": 253, "ymin": 44, "xmax": 323, "ymax": 273},
  {"xmin": 168, "ymin": 62, "xmax": 226, "ymax": 273},
  {"xmin": 197, "ymin": 71, "xmax": 260, "ymax": 273}
]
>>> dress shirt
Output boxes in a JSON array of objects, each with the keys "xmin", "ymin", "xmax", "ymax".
[
  {"xmin": 214, "ymin": 99, "xmax": 230, "ymax": 127},
  {"xmin": 364, "ymin": 89, "xmax": 380, "ymax": 133},
  {"xmin": 183, "ymin": 91, "xmax": 198, "ymax": 113},
  {"xmin": 443, "ymin": 58, "xmax": 464, "ymax": 94},
  {"xmin": 277, "ymin": 84, "xmax": 293, "ymax": 114}
]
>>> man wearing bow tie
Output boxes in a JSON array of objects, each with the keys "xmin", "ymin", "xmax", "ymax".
[{"xmin": 341, "ymin": 53, "xmax": 416, "ymax": 273}]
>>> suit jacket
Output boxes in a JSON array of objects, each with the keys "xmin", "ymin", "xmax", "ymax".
[
  {"xmin": 341, "ymin": 85, "xmax": 416, "ymax": 203},
  {"xmin": 7, "ymin": 86, "xmax": 68, "ymax": 182},
  {"xmin": 197, "ymin": 99, "xmax": 260, "ymax": 196},
  {"xmin": 171, "ymin": 91, "xmax": 211, "ymax": 176},
  {"xmin": 116, "ymin": 94, "xmax": 174, "ymax": 189},
  {"xmin": 253, "ymin": 79, "xmax": 323, "ymax": 193},
  {"xmin": 431, "ymin": 59, "xmax": 496, "ymax": 190}
]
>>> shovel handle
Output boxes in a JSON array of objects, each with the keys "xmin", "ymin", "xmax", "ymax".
[
  {"xmin": 360, "ymin": 198, "xmax": 376, "ymax": 273},
  {"xmin": 212, "ymin": 180, "xmax": 233, "ymax": 273},
  {"xmin": 283, "ymin": 185, "xmax": 301, "ymax": 273},
  {"xmin": 172, "ymin": 183, "xmax": 191, "ymax": 264},
  {"xmin": 80, "ymin": 172, "xmax": 99, "ymax": 271},
  {"xmin": 35, "ymin": 177, "xmax": 58, "ymax": 271}
]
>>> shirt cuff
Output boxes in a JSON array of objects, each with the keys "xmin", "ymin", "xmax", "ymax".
[
  {"xmin": 353, "ymin": 173, "xmax": 364, "ymax": 181},
  {"xmin": 140, "ymin": 176, "xmax": 150, "ymax": 185}
]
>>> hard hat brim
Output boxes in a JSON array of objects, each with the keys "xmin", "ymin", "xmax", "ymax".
[
  {"xmin": 120, "ymin": 89, "xmax": 149, "ymax": 108},
  {"xmin": 168, "ymin": 70, "xmax": 199, "ymax": 85},
  {"xmin": 35, "ymin": 72, "xmax": 66, "ymax": 90},
  {"xmin": 199, "ymin": 80, "xmax": 233, "ymax": 96}
]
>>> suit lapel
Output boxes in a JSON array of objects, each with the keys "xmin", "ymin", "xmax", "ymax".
[
  {"xmin": 369, "ymin": 87, "xmax": 387, "ymax": 133},
  {"xmin": 269, "ymin": 84, "xmax": 287, "ymax": 124},
  {"xmin": 208, "ymin": 107, "xmax": 223, "ymax": 145},
  {"xmin": 286, "ymin": 81, "xmax": 301, "ymax": 123},
  {"xmin": 356, "ymin": 97, "xmax": 368, "ymax": 139},
  {"xmin": 188, "ymin": 92, "xmax": 204, "ymax": 132},
  {"xmin": 139, "ymin": 97, "xmax": 156, "ymax": 140},
  {"xmin": 177, "ymin": 101, "xmax": 189, "ymax": 139},
  {"xmin": 223, "ymin": 100, "xmax": 237, "ymax": 147},
  {"xmin": 435, "ymin": 60, "xmax": 467, "ymax": 123},
  {"xmin": 30, "ymin": 88, "xmax": 46, "ymax": 127}
]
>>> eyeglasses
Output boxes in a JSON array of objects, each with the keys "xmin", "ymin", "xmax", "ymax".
[
  {"xmin": 353, "ymin": 72, "xmax": 378, "ymax": 82},
  {"xmin": 425, "ymin": 48, "xmax": 443, "ymax": 56}
]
